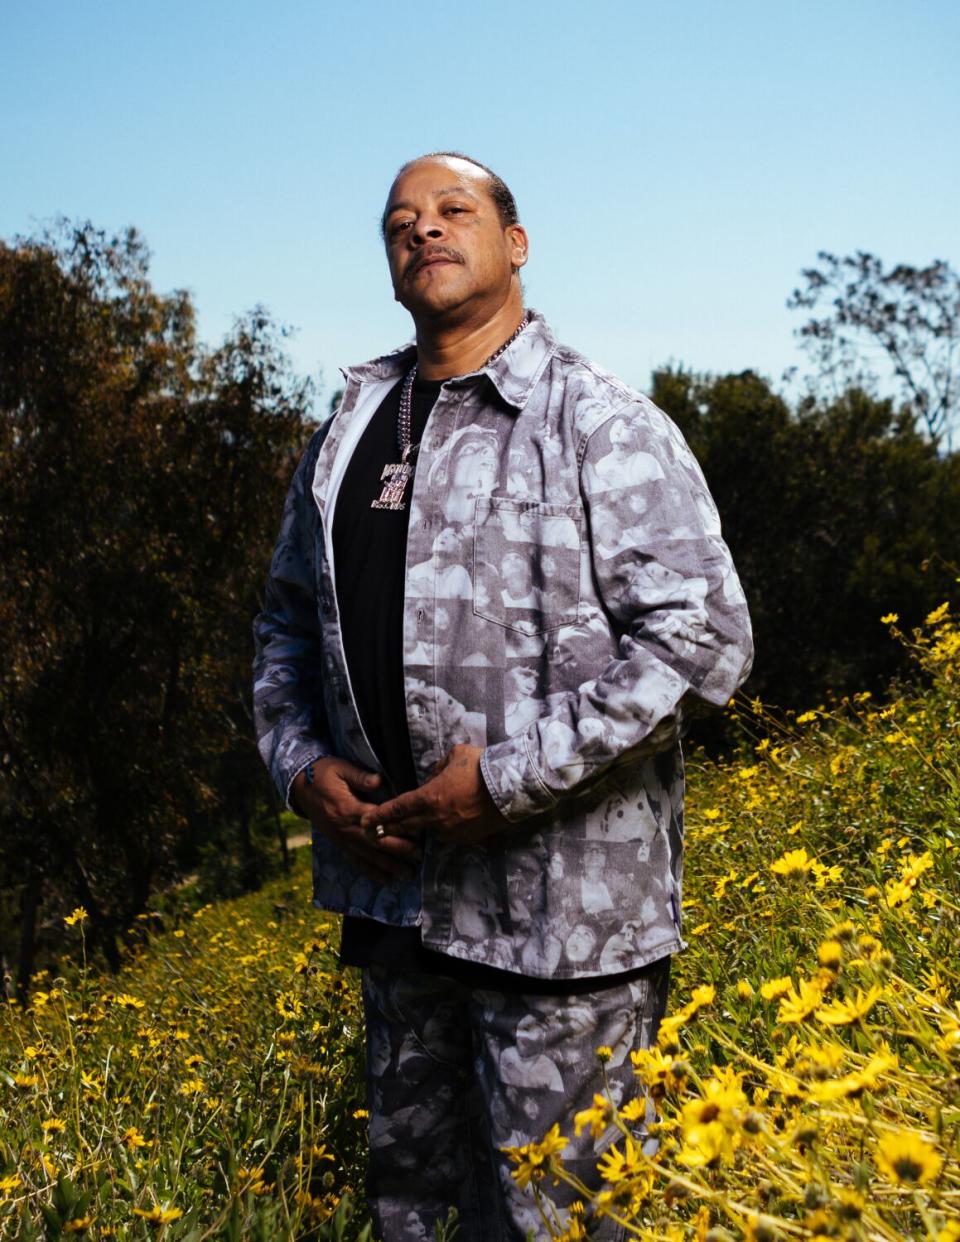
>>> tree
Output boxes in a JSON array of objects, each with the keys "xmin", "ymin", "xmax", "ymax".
[
  {"xmin": 0, "ymin": 222, "xmax": 316, "ymax": 996},
  {"xmin": 787, "ymin": 251, "xmax": 960, "ymax": 446},
  {"xmin": 652, "ymin": 366, "xmax": 960, "ymax": 720}
]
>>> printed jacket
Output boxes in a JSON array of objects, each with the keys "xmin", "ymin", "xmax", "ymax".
[{"xmin": 253, "ymin": 311, "xmax": 753, "ymax": 980}]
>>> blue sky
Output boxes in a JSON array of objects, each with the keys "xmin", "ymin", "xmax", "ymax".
[{"xmin": 3, "ymin": 0, "xmax": 958, "ymax": 406}]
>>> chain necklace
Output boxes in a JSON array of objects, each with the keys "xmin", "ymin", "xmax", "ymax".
[{"xmin": 370, "ymin": 312, "xmax": 531, "ymax": 512}]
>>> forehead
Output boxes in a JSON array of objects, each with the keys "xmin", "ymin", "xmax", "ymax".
[{"xmin": 385, "ymin": 156, "xmax": 493, "ymax": 213}]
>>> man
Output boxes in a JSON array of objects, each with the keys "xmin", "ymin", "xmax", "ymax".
[{"xmin": 253, "ymin": 151, "xmax": 753, "ymax": 1240}]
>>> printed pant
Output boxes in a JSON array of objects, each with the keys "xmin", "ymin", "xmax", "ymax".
[{"xmin": 361, "ymin": 956, "xmax": 671, "ymax": 1241}]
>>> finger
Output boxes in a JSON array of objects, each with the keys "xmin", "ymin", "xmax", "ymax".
[
  {"xmin": 331, "ymin": 793, "xmax": 386, "ymax": 823},
  {"xmin": 360, "ymin": 792, "xmax": 429, "ymax": 829},
  {"xmin": 340, "ymin": 766, "xmax": 383, "ymax": 795},
  {"xmin": 370, "ymin": 812, "xmax": 439, "ymax": 835},
  {"xmin": 348, "ymin": 825, "xmax": 424, "ymax": 860}
]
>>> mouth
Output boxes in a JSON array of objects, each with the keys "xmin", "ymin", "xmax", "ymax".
[{"xmin": 408, "ymin": 250, "xmax": 463, "ymax": 279}]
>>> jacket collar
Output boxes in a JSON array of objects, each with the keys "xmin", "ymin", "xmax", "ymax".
[{"xmin": 340, "ymin": 308, "xmax": 556, "ymax": 412}]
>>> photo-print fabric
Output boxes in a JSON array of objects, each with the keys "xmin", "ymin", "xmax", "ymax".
[
  {"xmin": 253, "ymin": 311, "xmax": 754, "ymax": 980},
  {"xmin": 361, "ymin": 955, "xmax": 670, "ymax": 1242}
]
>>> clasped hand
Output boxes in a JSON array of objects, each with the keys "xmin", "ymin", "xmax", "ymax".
[{"xmin": 293, "ymin": 744, "xmax": 507, "ymax": 885}]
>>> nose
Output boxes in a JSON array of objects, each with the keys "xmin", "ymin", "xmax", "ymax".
[{"xmin": 411, "ymin": 212, "xmax": 445, "ymax": 246}]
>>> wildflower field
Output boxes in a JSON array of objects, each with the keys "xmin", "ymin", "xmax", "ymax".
[{"xmin": 2, "ymin": 606, "xmax": 958, "ymax": 1241}]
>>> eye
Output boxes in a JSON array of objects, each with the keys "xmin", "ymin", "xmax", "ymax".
[{"xmin": 389, "ymin": 219, "xmax": 412, "ymax": 239}]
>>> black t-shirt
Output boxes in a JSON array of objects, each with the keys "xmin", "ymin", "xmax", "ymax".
[
  {"xmin": 331, "ymin": 373, "xmax": 665, "ymax": 993},
  {"xmin": 332, "ymin": 374, "xmax": 440, "ymax": 798}
]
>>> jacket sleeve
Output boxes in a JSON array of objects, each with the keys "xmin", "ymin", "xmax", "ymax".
[
  {"xmin": 252, "ymin": 426, "xmax": 334, "ymax": 810},
  {"xmin": 480, "ymin": 396, "xmax": 754, "ymax": 822}
]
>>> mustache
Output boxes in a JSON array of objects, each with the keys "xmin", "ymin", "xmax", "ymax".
[{"xmin": 407, "ymin": 246, "xmax": 465, "ymax": 279}]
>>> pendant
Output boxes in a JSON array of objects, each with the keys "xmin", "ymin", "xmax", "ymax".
[{"xmin": 371, "ymin": 457, "xmax": 413, "ymax": 510}]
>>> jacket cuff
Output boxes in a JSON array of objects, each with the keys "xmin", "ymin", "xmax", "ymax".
[
  {"xmin": 480, "ymin": 733, "xmax": 557, "ymax": 823},
  {"xmin": 283, "ymin": 744, "xmax": 331, "ymax": 814}
]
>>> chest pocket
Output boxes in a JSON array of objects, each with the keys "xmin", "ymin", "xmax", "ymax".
[{"xmin": 473, "ymin": 497, "xmax": 582, "ymax": 635}]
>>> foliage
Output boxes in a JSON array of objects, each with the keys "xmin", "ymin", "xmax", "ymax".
[
  {"xmin": 0, "ymin": 868, "xmax": 371, "ymax": 1240},
  {"xmin": 2, "ymin": 605, "xmax": 958, "ymax": 1239},
  {"xmin": 0, "ymin": 222, "xmax": 316, "ymax": 996},
  {"xmin": 787, "ymin": 251, "xmax": 960, "ymax": 446},
  {"xmin": 653, "ymin": 366, "xmax": 960, "ymax": 714}
]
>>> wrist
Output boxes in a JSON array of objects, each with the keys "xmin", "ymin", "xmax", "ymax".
[{"xmin": 291, "ymin": 758, "xmax": 322, "ymax": 817}]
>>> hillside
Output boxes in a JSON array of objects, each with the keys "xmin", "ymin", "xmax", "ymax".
[{"xmin": 2, "ymin": 607, "xmax": 958, "ymax": 1241}]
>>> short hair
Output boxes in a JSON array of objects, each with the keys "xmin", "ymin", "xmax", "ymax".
[{"xmin": 381, "ymin": 151, "xmax": 519, "ymax": 237}]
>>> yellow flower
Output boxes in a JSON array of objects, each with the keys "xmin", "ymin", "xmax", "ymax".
[
  {"xmin": 558, "ymin": 1201, "xmax": 589, "ymax": 1241},
  {"xmin": 816, "ymin": 985, "xmax": 884, "ymax": 1026},
  {"xmin": 63, "ymin": 907, "xmax": 88, "ymax": 926},
  {"xmin": 880, "ymin": 612, "xmax": 898, "ymax": 624},
  {"xmin": 677, "ymin": 1119, "xmax": 732, "ymax": 1167},
  {"xmin": 808, "ymin": 1050, "xmax": 898, "ymax": 1101},
  {"xmin": 132, "ymin": 1205, "xmax": 184, "ymax": 1224},
  {"xmin": 64, "ymin": 1218, "xmax": 94, "ymax": 1233},
  {"xmin": 595, "ymin": 1045, "xmax": 613, "ymax": 1062},
  {"xmin": 178, "ymin": 1077, "xmax": 205, "ymax": 1096},
  {"xmin": 777, "ymin": 978, "xmax": 824, "ymax": 1024},
  {"xmin": 630, "ymin": 1045, "xmax": 680, "ymax": 1091},
  {"xmin": 41, "ymin": 1118, "xmax": 66, "ymax": 1133},
  {"xmin": 812, "ymin": 861, "xmax": 844, "ymax": 889},
  {"xmin": 275, "ymin": 992, "xmax": 303, "ymax": 1020},
  {"xmin": 713, "ymin": 870, "xmax": 737, "ymax": 899},
  {"xmin": 687, "ymin": 983, "xmax": 716, "ymax": 1013},
  {"xmin": 875, "ymin": 1130, "xmax": 942, "ymax": 1187},
  {"xmin": 504, "ymin": 1123, "xmax": 568, "ymax": 1189},
  {"xmin": 574, "ymin": 1094, "xmax": 615, "ymax": 1139},
  {"xmin": 817, "ymin": 939, "xmax": 843, "ymax": 970},
  {"xmin": 796, "ymin": 710, "xmax": 818, "ymax": 724},
  {"xmin": 900, "ymin": 850, "xmax": 933, "ymax": 885},
  {"xmin": 13, "ymin": 1072, "xmax": 39, "ymax": 1088},
  {"xmin": 0, "ymin": 1174, "xmax": 24, "ymax": 1193},
  {"xmin": 112, "ymin": 993, "xmax": 146, "ymax": 1010},
  {"xmin": 655, "ymin": 1015, "xmax": 682, "ymax": 1050},
  {"xmin": 122, "ymin": 1127, "xmax": 148, "ymax": 1150},
  {"xmin": 736, "ymin": 979, "xmax": 754, "ymax": 999},
  {"xmin": 925, "ymin": 601, "xmax": 950, "ymax": 626},
  {"xmin": 770, "ymin": 847, "xmax": 812, "ymax": 878},
  {"xmin": 760, "ymin": 975, "xmax": 794, "ymax": 1001},
  {"xmin": 596, "ymin": 1134, "xmax": 649, "ymax": 1184},
  {"xmin": 620, "ymin": 1098, "xmax": 648, "ymax": 1123},
  {"xmin": 937, "ymin": 1015, "xmax": 960, "ymax": 1053}
]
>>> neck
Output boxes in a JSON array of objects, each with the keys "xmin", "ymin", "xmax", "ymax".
[{"xmin": 414, "ymin": 290, "xmax": 525, "ymax": 380}]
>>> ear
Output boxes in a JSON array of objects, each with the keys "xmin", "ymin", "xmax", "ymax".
[{"xmin": 507, "ymin": 224, "xmax": 529, "ymax": 272}]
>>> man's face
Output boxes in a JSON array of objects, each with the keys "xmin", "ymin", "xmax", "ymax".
[
  {"xmin": 516, "ymin": 1013, "xmax": 543, "ymax": 1058},
  {"xmin": 584, "ymin": 846, "xmax": 605, "ymax": 878},
  {"xmin": 501, "ymin": 552, "xmax": 532, "ymax": 597},
  {"xmin": 403, "ymin": 1210, "xmax": 427, "ymax": 1241},
  {"xmin": 383, "ymin": 156, "xmax": 527, "ymax": 323}
]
